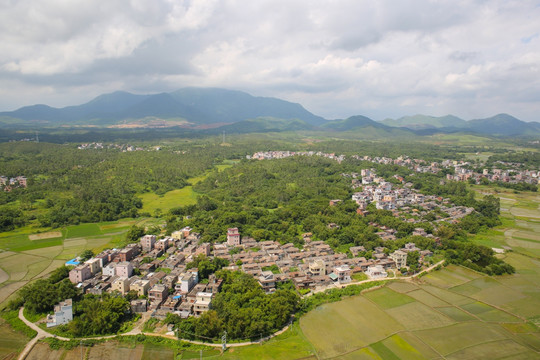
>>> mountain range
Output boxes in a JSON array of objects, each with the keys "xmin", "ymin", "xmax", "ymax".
[{"xmin": 1, "ymin": 88, "xmax": 539, "ymax": 137}]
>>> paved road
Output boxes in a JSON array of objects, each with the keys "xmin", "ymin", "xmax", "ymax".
[{"xmin": 17, "ymin": 260, "xmax": 444, "ymax": 358}]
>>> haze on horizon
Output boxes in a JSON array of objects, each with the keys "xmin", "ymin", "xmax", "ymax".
[{"xmin": 0, "ymin": 0, "xmax": 539, "ymax": 122}]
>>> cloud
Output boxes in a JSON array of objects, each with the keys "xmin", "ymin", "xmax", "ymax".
[{"xmin": 0, "ymin": 0, "xmax": 539, "ymax": 122}]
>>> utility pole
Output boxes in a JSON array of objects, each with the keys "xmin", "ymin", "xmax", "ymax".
[
  {"xmin": 35, "ymin": 131, "xmax": 39, "ymax": 143},
  {"xmin": 222, "ymin": 330, "xmax": 227, "ymax": 352},
  {"xmin": 222, "ymin": 131, "xmax": 226, "ymax": 144},
  {"xmin": 80, "ymin": 340, "xmax": 83, "ymax": 360}
]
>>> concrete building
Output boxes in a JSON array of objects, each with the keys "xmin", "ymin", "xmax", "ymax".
[
  {"xmin": 390, "ymin": 250, "xmax": 407, "ymax": 269},
  {"xmin": 227, "ymin": 227, "xmax": 241, "ymax": 247},
  {"xmin": 148, "ymin": 284, "xmax": 169, "ymax": 305},
  {"xmin": 111, "ymin": 277, "xmax": 130, "ymax": 295},
  {"xmin": 116, "ymin": 261, "xmax": 133, "ymax": 278},
  {"xmin": 130, "ymin": 279, "xmax": 150, "ymax": 296},
  {"xmin": 141, "ymin": 234, "xmax": 156, "ymax": 252},
  {"xmin": 85, "ymin": 258, "xmax": 102, "ymax": 275},
  {"xmin": 309, "ymin": 259, "xmax": 326, "ymax": 276},
  {"xmin": 366, "ymin": 265, "xmax": 388, "ymax": 279},
  {"xmin": 333, "ymin": 264, "xmax": 352, "ymax": 283},
  {"xmin": 46, "ymin": 299, "xmax": 73, "ymax": 327},
  {"xmin": 102, "ymin": 262, "xmax": 117, "ymax": 277},
  {"xmin": 69, "ymin": 264, "xmax": 91, "ymax": 284},
  {"xmin": 194, "ymin": 292, "xmax": 213, "ymax": 316},
  {"xmin": 258, "ymin": 271, "xmax": 276, "ymax": 293}
]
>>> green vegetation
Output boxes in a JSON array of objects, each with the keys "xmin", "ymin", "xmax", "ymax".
[{"xmin": 177, "ymin": 271, "xmax": 298, "ymax": 341}]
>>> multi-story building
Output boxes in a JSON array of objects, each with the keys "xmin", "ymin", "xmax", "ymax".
[
  {"xmin": 130, "ymin": 279, "xmax": 150, "ymax": 297},
  {"xmin": 390, "ymin": 250, "xmax": 407, "ymax": 269},
  {"xmin": 116, "ymin": 262, "xmax": 133, "ymax": 278},
  {"xmin": 227, "ymin": 228, "xmax": 241, "ymax": 247},
  {"xmin": 193, "ymin": 292, "xmax": 213, "ymax": 316},
  {"xmin": 140, "ymin": 234, "xmax": 156, "ymax": 252},
  {"xmin": 46, "ymin": 299, "xmax": 73, "ymax": 327},
  {"xmin": 148, "ymin": 284, "xmax": 169, "ymax": 305},
  {"xmin": 111, "ymin": 277, "xmax": 130, "ymax": 295},
  {"xmin": 69, "ymin": 264, "xmax": 91, "ymax": 284}
]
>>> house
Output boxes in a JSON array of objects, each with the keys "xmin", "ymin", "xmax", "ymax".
[
  {"xmin": 390, "ymin": 250, "xmax": 407, "ymax": 269},
  {"xmin": 194, "ymin": 292, "xmax": 213, "ymax": 315},
  {"xmin": 46, "ymin": 299, "xmax": 73, "ymax": 327},
  {"xmin": 141, "ymin": 235, "xmax": 157, "ymax": 252},
  {"xmin": 227, "ymin": 228, "xmax": 241, "ymax": 247},
  {"xmin": 178, "ymin": 271, "xmax": 198, "ymax": 293},
  {"xmin": 130, "ymin": 279, "xmax": 151, "ymax": 296},
  {"xmin": 258, "ymin": 271, "xmax": 276, "ymax": 293},
  {"xmin": 111, "ymin": 277, "xmax": 130, "ymax": 295},
  {"xmin": 116, "ymin": 262, "xmax": 133, "ymax": 278},
  {"xmin": 308, "ymin": 259, "xmax": 326, "ymax": 276},
  {"xmin": 366, "ymin": 265, "xmax": 387, "ymax": 279},
  {"xmin": 332, "ymin": 265, "xmax": 352, "ymax": 283},
  {"xmin": 155, "ymin": 238, "xmax": 169, "ymax": 251},
  {"xmin": 178, "ymin": 301, "xmax": 193, "ymax": 318},
  {"xmin": 148, "ymin": 284, "xmax": 169, "ymax": 306},
  {"xmin": 85, "ymin": 258, "xmax": 102, "ymax": 275},
  {"xmin": 131, "ymin": 299, "xmax": 147, "ymax": 313},
  {"xmin": 69, "ymin": 264, "xmax": 92, "ymax": 284}
]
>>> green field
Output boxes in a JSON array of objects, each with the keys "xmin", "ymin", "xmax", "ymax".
[
  {"xmin": 139, "ymin": 163, "xmax": 233, "ymax": 214},
  {"xmin": 0, "ymin": 219, "xmax": 146, "ymax": 308}
]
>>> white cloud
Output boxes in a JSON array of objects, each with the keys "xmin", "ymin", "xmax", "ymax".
[{"xmin": 0, "ymin": 0, "xmax": 539, "ymax": 121}]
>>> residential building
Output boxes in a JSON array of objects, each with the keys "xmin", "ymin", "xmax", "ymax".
[
  {"xmin": 130, "ymin": 279, "xmax": 150, "ymax": 296},
  {"xmin": 69, "ymin": 264, "xmax": 91, "ymax": 284},
  {"xmin": 366, "ymin": 265, "xmax": 388, "ymax": 279},
  {"xmin": 390, "ymin": 250, "xmax": 407, "ymax": 269},
  {"xmin": 308, "ymin": 259, "xmax": 326, "ymax": 276},
  {"xmin": 193, "ymin": 292, "xmax": 213, "ymax": 316},
  {"xmin": 85, "ymin": 258, "xmax": 102, "ymax": 275},
  {"xmin": 111, "ymin": 277, "xmax": 130, "ymax": 295},
  {"xmin": 258, "ymin": 271, "xmax": 276, "ymax": 293},
  {"xmin": 102, "ymin": 262, "xmax": 117, "ymax": 277},
  {"xmin": 227, "ymin": 228, "xmax": 241, "ymax": 247},
  {"xmin": 333, "ymin": 265, "xmax": 352, "ymax": 283},
  {"xmin": 148, "ymin": 284, "xmax": 169, "ymax": 305},
  {"xmin": 116, "ymin": 261, "xmax": 133, "ymax": 278},
  {"xmin": 46, "ymin": 299, "xmax": 73, "ymax": 327},
  {"xmin": 141, "ymin": 234, "xmax": 156, "ymax": 252}
]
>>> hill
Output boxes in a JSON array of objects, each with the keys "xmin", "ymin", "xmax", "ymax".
[
  {"xmin": 0, "ymin": 88, "xmax": 326, "ymax": 127},
  {"xmin": 381, "ymin": 114, "xmax": 467, "ymax": 129}
]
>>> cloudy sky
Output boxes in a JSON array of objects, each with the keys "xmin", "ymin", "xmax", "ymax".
[{"xmin": 1, "ymin": 0, "xmax": 539, "ymax": 121}]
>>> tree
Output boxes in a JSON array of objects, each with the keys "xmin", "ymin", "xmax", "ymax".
[
  {"xmin": 126, "ymin": 225, "xmax": 145, "ymax": 243},
  {"xmin": 79, "ymin": 249, "xmax": 94, "ymax": 262}
]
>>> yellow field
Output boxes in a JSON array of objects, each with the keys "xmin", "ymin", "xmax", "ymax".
[{"xmin": 28, "ymin": 231, "xmax": 62, "ymax": 241}]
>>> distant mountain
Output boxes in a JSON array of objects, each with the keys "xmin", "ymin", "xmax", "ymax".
[
  {"xmin": 0, "ymin": 88, "xmax": 326, "ymax": 127},
  {"xmin": 380, "ymin": 114, "xmax": 467, "ymax": 129},
  {"xmin": 215, "ymin": 117, "xmax": 315, "ymax": 134},
  {"xmin": 464, "ymin": 113, "xmax": 540, "ymax": 136},
  {"xmin": 320, "ymin": 115, "xmax": 416, "ymax": 138}
]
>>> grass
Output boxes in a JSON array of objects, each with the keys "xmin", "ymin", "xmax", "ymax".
[
  {"xmin": 140, "ymin": 187, "xmax": 198, "ymax": 214},
  {"xmin": 0, "ymin": 313, "xmax": 33, "ymax": 359}
]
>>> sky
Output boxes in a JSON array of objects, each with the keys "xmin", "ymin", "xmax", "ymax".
[{"xmin": 1, "ymin": 0, "xmax": 539, "ymax": 121}]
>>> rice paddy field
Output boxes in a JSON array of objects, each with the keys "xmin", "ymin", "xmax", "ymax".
[{"xmin": 0, "ymin": 219, "xmax": 144, "ymax": 307}]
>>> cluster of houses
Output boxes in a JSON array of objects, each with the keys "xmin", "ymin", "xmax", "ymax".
[
  {"xmin": 62, "ymin": 225, "xmax": 432, "ymax": 326},
  {"xmin": 247, "ymin": 150, "xmax": 538, "ymax": 187},
  {"xmin": 449, "ymin": 165, "xmax": 539, "ymax": 185},
  {"xmin": 248, "ymin": 151, "xmax": 346, "ymax": 163},
  {"xmin": 0, "ymin": 175, "xmax": 27, "ymax": 192},
  {"xmin": 344, "ymin": 168, "xmax": 475, "ymax": 223},
  {"xmin": 77, "ymin": 142, "xmax": 158, "ymax": 152}
]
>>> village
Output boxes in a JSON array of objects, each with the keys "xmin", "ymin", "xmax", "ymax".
[
  {"xmin": 51, "ymin": 224, "xmax": 434, "ymax": 328},
  {"xmin": 249, "ymin": 150, "xmax": 540, "ymax": 185},
  {"xmin": 0, "ymin": 175, "xmax": 27, "ymax": 192}
]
